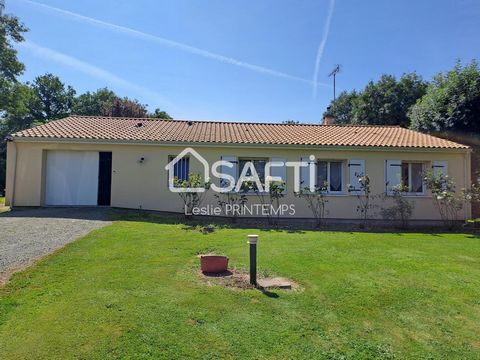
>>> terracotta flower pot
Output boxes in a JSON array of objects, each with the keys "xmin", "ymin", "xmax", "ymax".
[{"xmin": 200, "ymin": 255, "xmax": 229, "ymax": 273}]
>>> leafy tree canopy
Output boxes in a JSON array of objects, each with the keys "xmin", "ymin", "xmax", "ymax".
[
  {"xmin": 0, "ymin": 5, "xmax": 28, "ymax": 119},
  {"xmin": 324, "ymin": 73, "xmax": 427, "ymax": 127},
  {"xmin": 29, "ymin": 73, "xmax": 76, "ymax": 123},
  {"xmin": 324, "ymin": 90, "xmax": 358, "ymax": 124},
  {"xmin": 73, "ymin": 87, "xmax": 173, "ymax": 119},
  {"xmin": 72, "ymin": 88, "xmax": 117, "ymax": 117},
  {"xmin": 0, "ymin": 7, "xmax": 28, "ymax": 82},
  {"xmin": 0, "ymin": 81, "xmax": 36, "ymax": 133},
  {"xmin": 150, "ymin": 108, "xmax": 173, "ymax": 120},
  {"xmin": 409, "ymin": 60, "xmax": 480, "ymax": 133},
  {"xmin": 105, "ymin": 97, "xmax": 148, "ymax": 118}
]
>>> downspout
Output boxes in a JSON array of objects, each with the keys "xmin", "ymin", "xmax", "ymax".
[
  {"xmin": 6, "ymin": 136, "xmax": 17, "ymax": 207},
  {"xmin": 465, "ymin": 150, "xmax": 472, "ymax": 220}
]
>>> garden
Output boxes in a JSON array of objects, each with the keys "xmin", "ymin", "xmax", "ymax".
[
  {"xmin": 0, "ymin": 211, "xmax": 479, "ymax": 359},
  {"xmin": 1, "ymin": 161, "xmax": 479, "ymax": 359},
  {"xmin": 174, "ymin": 170, "xmax": 480, "ymax": 230}
]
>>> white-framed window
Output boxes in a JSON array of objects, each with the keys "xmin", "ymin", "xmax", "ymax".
[
  {"xmin": 238, "ymin": 157, "xmax": 268, "ymax": 191},
  {"xmin": 317, "ymin": 160, "xmax": 344, "ymax": 193},
  {"xmin": 386, "ymin": 160, "xmax": 426, "ymax": 195},
  {"xmin": 401, "ymin": 162, "xmax": 424, "ymax": 194}
]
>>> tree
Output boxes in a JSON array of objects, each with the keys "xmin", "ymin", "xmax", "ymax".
[
  {"xmin": 0, "ymin": 6, "xmax": 28, "ymax": 82},
  {"xmin": 29, "ymin": 73, "xmax": 76, "ymax": 123},
  {"xmin": 282, "ymin": 120, "xmax": 300, "ymax": 124},
  {"xmin": 352, "ymin": 73, "xmax": 427, "ymax": 127},
  {"xmin": 105, "ymin": 97, "xmax": 147, "ymax": 118},
  {"xmin": 0, "ymin": 6, "xmax": 29, "ymax": 192},
  {"xmin": 409, "ymin": 60, "xmax": 480, "ymax": 133},
  {"xmin": 323, "ymin": 91, "xmax": 358, "ymax": 124},
  {"xmin": 0, "ymin": 82, "xmax": 36, "ymax": 191},
  {"xmin": 150, "ymin": 108, "xmax": 173, "ymax": 119},
  {"xmin": 0, "ymin": 4, "xmax": 28, "ymax": 116},
  {"xmin": 73, "ymin": 88, "xmax": 173, "ymax": 119},
  {"xmin": 72, "ymin": 88, "xmax": 117, "ymax": 116},
  {"xmin": 1, "ymin": 81, "xmax": 36, "ymax": 132},
  {"xmin": 323, "ymin": 73, "xmax": 427, "ymax": 127}
]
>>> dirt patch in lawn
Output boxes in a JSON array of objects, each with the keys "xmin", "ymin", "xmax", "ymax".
[
  {"xmin": 198, "ymin": 267, "xmax": 302, "ymax": 292},
  {"xmin": 199, "ymin": 268, "xmax": 253, "ymax": 289}
]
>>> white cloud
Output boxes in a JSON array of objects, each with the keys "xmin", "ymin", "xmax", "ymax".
[
  {"xmin": 19, "ymin": 0, "xmax": 330, "ymax": 89},
  {"xmin": 18, "ymin": 40, "xmax": 173, "ymax": 107},
  {"xmin": 312, "ymin": 0, "xmax": 336, "ymax": 98}
]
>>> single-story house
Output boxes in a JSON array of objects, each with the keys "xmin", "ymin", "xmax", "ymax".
[{"xmin": 5, "ymin": 115, "xmax": 472, "ymax": 221}]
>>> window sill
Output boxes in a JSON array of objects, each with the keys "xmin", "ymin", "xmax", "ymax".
[
  {"xmin": 386, "ymin": 193, "xmax": 431, "ymax": 198},
  {"xmin": 403, "ymin": 195, "xmax": 431, "ymax": 198},
  {"xmin": 325, "ymin": 192, "xmax": 349, "ymax": 197},
  {"xmin": 229, "ymin": 191, "xmax": 271, "ymax": 196},
  {"xmin": 294, "ymin": 190, "xmax": 349, "ymax": 197},
  {"xmin": 219, "ymin": 190, "xmax": 290, "ymax": 196}
]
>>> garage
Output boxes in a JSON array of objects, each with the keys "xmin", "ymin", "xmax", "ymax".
[{"xmin": 45, "ymin": 151, "xmax": 112, "ymax": 206}]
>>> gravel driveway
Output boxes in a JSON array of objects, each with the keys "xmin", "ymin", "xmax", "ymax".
[{"xmin": 0, "ymin": 207, "xmax": 111, "ymax": 283}]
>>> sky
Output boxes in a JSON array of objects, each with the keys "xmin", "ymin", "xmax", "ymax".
[{"xmin": 6, "ymin": 0, "xmax": 480, "ymax": 123}]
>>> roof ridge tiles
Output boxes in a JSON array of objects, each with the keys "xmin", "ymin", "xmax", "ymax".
[
  {"xmin": 10, "ymin": 115, "xmax": 470, "ymax": 149},
  {"xmin": 66, "ymin": 115, "xmax": 402, "ymax": 128}
]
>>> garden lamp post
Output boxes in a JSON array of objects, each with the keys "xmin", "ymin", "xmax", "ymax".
[{"xmin": 248, "ymin": 234, "xmax": 258, "ymax": 286}]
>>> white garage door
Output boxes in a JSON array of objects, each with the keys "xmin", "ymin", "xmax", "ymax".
[{"xmin": 45, "ymin": 151, "xmax": 99, "ymax": 206}]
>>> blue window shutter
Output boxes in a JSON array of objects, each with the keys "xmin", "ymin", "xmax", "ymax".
[
  {"xmin": 385, "ymin": 160, "xmax": 401, "ymax": 195},
  {"xmin": 348, "ymin": 159, "xmax": 365, "ymax": 194},
  {"xmin": 433, "ymin": 161, "xmax": 448, "ymax": 177},
  {"xmin": 270, "ymin": 157, "xmax": 287, "ymax": 192},
  {"xmin": 220, "ymin": 156, "xmax": 238, "ymax": 188}
]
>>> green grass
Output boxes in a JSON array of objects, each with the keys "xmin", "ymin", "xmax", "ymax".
[{"xmin": 1, "ymin": 213, "xmax": 479, "ymax": 359}]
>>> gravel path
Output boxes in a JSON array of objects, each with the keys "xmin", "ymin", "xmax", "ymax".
[{"xmin": 0, "ymin": 208, "xmax": 111, "ymax": 283}]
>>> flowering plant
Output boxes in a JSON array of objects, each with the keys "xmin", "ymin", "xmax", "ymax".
[
  {"xmin": 295, "ymin": 181, "xmax": 329, "ymax": 228},
  {"xmin": 348, "ymin": 174, "xmax": 379, "ymax": 228},
  {"xmin": 174, "ymin": 173, "xmax": 211, "ymax": 219},
  {"xmin": 380, "ymin": 184, "xmax": 414, "ymax": 228},
  {"xmin": 423, "ymin": 171, "xmax": 464, "ymax": 228}
]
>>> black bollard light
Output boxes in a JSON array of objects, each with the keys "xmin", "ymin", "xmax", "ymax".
[{"xmin": 248, "ymin": 234, "xmax": 258, "ymax": 286}]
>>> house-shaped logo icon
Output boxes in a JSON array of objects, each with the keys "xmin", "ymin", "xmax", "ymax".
[{"xmin": 164, "ymin": 147, "xmax": 210, "ymax": 192}]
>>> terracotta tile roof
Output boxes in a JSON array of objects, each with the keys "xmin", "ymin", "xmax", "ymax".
[{"xmin": 11, "ymin": 115, "xmax": 469, "ymax": 149}]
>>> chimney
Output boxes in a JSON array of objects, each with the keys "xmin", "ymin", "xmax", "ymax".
[{"xmin": 323, "ymin": 106, "xmax": 334, "ymax": 125}]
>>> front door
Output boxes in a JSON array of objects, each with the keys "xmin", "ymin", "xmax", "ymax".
[{"xmin": 97, "ymin": 152, "xmax": 112, "ymax": 206}]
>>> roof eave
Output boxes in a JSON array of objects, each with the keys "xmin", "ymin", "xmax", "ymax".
[{"xmin": 11, "ymin": 135, "xmax": 471, "ymax": 153}]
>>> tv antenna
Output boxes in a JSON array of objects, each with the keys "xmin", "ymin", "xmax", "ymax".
[{"xmin": 328, "ymin": 65, "xmax": 341, "ymax": 116}]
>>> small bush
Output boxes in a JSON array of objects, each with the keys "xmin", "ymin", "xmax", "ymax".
[
  {"xmin": 423, "ymin": 171, "xmax": 465, "ymax": 229},
  {"xmin": 380, "ymin": 185, "xmax": 414, "ymax": 229}
]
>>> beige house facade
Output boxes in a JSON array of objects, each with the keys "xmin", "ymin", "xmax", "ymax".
[{"xmin": 5, "ymin": 116, "xmax": 472, "ymax": 221}]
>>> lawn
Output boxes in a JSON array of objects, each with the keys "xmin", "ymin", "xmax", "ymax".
[
  {"xmin": 0, "ymin": 197, "xmax": 9, "ymax": 213},
  {"xmin": 0, "ymin": 213, "xmax": 479, "ymax": 359}
]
